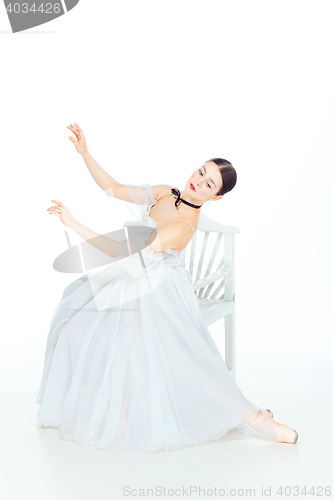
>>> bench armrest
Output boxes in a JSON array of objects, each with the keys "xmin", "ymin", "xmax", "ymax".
[{"xmin": 192, "ymin": 267, "xmax": 233, "ymax": 292}]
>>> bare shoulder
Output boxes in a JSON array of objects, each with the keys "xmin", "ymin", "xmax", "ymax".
[{"xmin": 151, "ymin": 184, "xmax": 173, "ymax": 201}]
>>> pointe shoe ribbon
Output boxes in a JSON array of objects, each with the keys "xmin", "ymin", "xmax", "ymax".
[{"xmin": 246, "ymin": 409, "xmax": 298, "ymax": 444}]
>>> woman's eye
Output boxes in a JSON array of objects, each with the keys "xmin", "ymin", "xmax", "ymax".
[{"xmin": 199, "ymin": 168, "xmax": 210, "ymax": 187}]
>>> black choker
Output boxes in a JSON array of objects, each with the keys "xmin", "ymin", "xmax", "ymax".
[{"xmin": 171, "ymin": 188, "xmax": 203, "ymax": 209}]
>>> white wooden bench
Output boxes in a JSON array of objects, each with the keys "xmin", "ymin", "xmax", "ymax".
[{"xmin": 187, "ymin": 213, "xmax": 239, "ymax": 381}]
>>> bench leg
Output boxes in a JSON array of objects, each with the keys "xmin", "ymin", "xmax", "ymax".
[{"xmin": 225, "ymin": 311, "xmax": 236, "ymax": 381}]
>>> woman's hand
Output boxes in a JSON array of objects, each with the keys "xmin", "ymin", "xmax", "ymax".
[
  {"xmin": 67, "ymin": 122, "xmax": 88, "ymax": 156},
  {"xmin": 47, "ymin": 200, "xmax": 77, "ymax": 228}
]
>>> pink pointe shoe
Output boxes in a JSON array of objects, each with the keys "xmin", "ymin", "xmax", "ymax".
[{"xmin": 245, "ymin": 409, "xmax": 298, "ymax": 444}]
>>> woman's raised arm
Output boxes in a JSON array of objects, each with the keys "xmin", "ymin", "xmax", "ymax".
[
  {"xmin": 68, "ymin": 122, "xmax": 124, "ymax": 198},
  {"xmin": 67, "ymin": 124, "xmax": 172, "ymax": 203}
]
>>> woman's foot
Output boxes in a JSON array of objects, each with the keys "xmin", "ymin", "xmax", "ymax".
[{"xmin": 245, "ymin": 409, "xmax": 298, "ymax": 444}]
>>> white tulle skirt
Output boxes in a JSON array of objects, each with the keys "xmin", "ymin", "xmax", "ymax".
[
  {"xmin": 36, "ymin": 246, "xmax": 261, "ymax": 452},
  {"xmin": 36, "ymin": 182, "xmax": 260, "ymax": 452}
]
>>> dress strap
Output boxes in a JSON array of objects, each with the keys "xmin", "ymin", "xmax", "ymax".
[{"xmin": 147, "ymin": 203, "xmax": 156, "ymax": 216}]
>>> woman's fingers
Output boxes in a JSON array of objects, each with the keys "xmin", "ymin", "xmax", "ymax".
[
  {"xmin": 67, "ymin": 125, "xmax": 79, "ymax": 138},
  {"xmin": 68, "ymin": 134, "xmax": 78, "ymax": 144},
  {"xmin": 74, "ymin": 122, "xmax": 82, "ymax": 133},
  {"xmin": 47, "ymin": 202, "xmax": 73, "ymax": 228},
  {"xmin": 51, "ymin": 200, "xmax": 64, "ymax": 207},
  {"xmin": 67, "ymin": 122, "xmax": 88, "ymax": 156},
  {"xmin": 71, "ymin": 123, "xmax": 84, "ymax": 140},
  {"xmin": 67, "ymin": 124, "xmax": 78, "ymax": 134},
  {"xmin": 47, "ymin": 200, "xmax": 63, "ymax": 213},
  {"xmin": 70, "ymin": 123, "xmax": 81, "ymax": 135}
]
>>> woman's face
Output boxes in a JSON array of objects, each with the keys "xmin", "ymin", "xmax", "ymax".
[{"xmin": 185, "ymin": 161, "xmax": 223, "ymax": 203}]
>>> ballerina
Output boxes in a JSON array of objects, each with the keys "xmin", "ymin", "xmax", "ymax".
[{"xmin": 37, "ymin": 122, "xmax": 298, "ymax": 452}]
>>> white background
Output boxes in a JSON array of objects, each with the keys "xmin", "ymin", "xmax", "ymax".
[{"xmin": 0, "ymin": 0, "xmax": 332, "ymax": 496}]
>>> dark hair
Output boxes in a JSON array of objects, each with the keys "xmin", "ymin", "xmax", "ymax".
[{"xmin": 208, "ymin": 158, "xmax": 237, "ymax": 196}]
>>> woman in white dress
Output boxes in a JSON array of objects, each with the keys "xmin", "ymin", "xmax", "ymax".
[{"xmin": 36, "ymin": 123, "xmax": 298, "ymax": 452}]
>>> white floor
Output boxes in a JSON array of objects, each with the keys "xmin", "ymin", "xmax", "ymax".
[
  {"xmin": 1, "ymin": 302, "xmax": 332, "ymax": 499},
  {"xmin": 1, "ymin": 387, "xmax": 332, "ymax": 500}
]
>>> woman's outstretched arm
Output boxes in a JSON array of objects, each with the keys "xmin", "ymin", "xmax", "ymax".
[
  {"xmin": 71, "ymin": 220, "xmax": 121, "ymax": 258},
  {"xmin": 47, "ymin": 199, "xmax": 125, "ymax": 258},
  {"xmin": 68, "ymin": 122, "xmax": 122, "ymax": 197}
]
